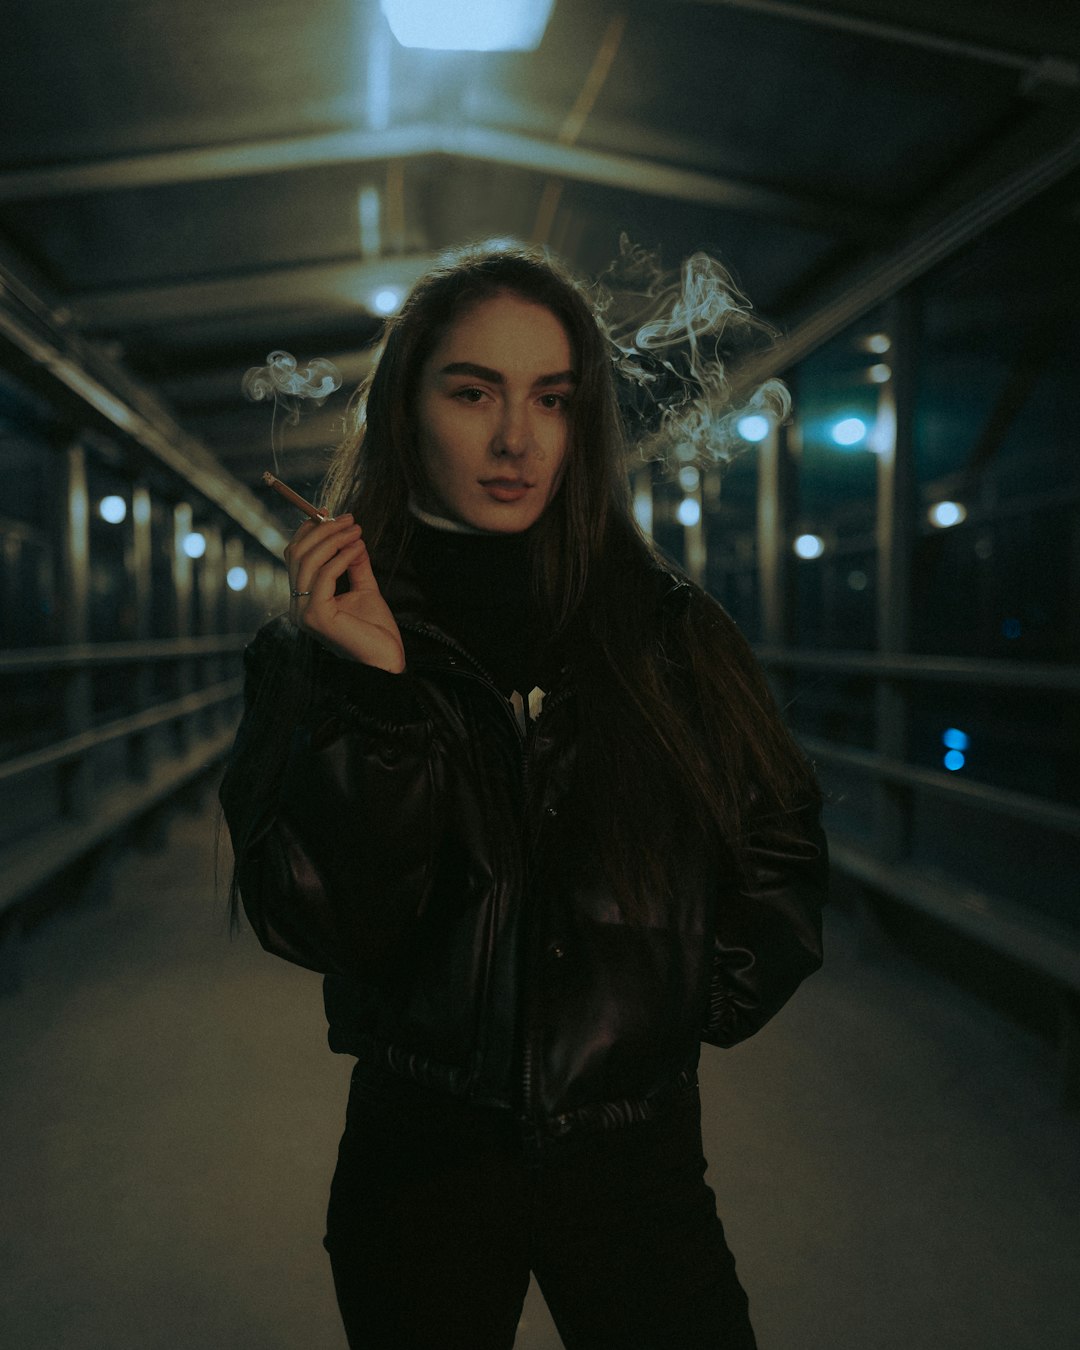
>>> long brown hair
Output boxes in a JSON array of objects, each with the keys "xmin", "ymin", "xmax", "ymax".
[{"xmin": 315, "ymin": 241, "xmax": 819, "ymax": 921}]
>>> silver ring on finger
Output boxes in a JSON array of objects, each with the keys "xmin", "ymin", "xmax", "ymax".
[{"xmin": 290, "ymin": 589, "xmax": 312, "ymax": 598}]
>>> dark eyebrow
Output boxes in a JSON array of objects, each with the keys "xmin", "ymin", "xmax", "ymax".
[{"xmin": 438, "ymin": 361, "xmax": 577, "ymax": 388}]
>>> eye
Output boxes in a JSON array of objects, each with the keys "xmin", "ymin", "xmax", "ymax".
[
  {"xmin": 453, "ymin": 386, "xmax": 488, "ymax": 404},
  {"xmin": 538, "ymin": 391, "xmax": 570, "ymax": 411}
]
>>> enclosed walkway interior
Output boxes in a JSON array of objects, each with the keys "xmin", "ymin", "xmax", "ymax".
[
  {"xmin": 2, "ymin": 789, "xmax": 1077, "ymax": 1350},
  {"xmin": 3, "ymin": 2, "xmax": 1080, "ymax": 1346}
]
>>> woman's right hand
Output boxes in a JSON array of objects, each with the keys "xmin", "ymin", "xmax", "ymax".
[{"xmin": 284, "ymin": 514, "xmax": 406, "ymax": 673}]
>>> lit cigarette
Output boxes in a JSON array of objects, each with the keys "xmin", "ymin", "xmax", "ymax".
[{"xmin": 262, "ymin": 471, "xmax": 328, "ymax": 520}]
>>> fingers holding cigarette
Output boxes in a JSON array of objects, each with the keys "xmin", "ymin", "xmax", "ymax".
[
  {"xmin": 284, "ymin": 514, "xmax": 363, "ymax": 612},
  {"xmin": 264, "ymin": 470, "xmax": 402, "ymax": 671}
]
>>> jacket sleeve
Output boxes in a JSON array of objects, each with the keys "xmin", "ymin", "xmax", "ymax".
[
  {"xmin": 219, "ymin": 620, "xmax": 446, "ymax": 982},
  {"xmin": 701, "ymin": 797, "xmax": 828, "ymax": 1048},
  {"xmin": 654, "ymin": 578, "xmax": 828, "ymax": 1050}
]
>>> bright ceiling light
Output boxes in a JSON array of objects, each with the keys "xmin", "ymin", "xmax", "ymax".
[
  {"xmin": 380, "ymin": 0, "xmax": 555, "ymax": 51},
  {"xmin": 99, "ymin": 495, "xmax": 126, "ymax": 524},
  {"xmin": 928, "ymin": 500, "xmax": 967, "ymax": 529},
  {"xmin": 793, "ymin": 533, "xmax": 825, "ymax": 560},
  {"xmin": 736, "ymin": 413, "xmax": 770, "ymax": 443},
  {"xmin": 372, "ymin": 287, "xmax": 402, "ymax": 315},
  {"xmin": 831, "ymin": 416, "xmax": 867, "ymax": 447}
]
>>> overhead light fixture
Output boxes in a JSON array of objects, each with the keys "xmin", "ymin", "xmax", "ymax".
[
  {"xmin": 928, "ymin": 500, "xmax": 967, "ymax": 529},
  {"xmin": 736, "ymin": 413, "xmax": 770, "ymax": 443},
  {"xmin": 793, "ymin": 533, "xmax": 825, "ymax": 560},
  {"xmin": 830, "ymin": 416, "xmax": 868, "ymax": 448},
  {"xmin": 380, "ymin": 0, "xmax": 555, "ymax": 51},
  {"xmin": 372, "ymin": 287, "xmax": 402, "ymax": 315},
  {"xmin": 99, "ymin": 495, "xmax": 127, "ymax": 524}
]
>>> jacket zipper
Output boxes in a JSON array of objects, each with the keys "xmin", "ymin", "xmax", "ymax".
[
  {"xmin": 399, "ymin": 621, "xmax": 564, "ymax": 1139},
  {"xmin": 399, "ymin": 619, "xmax": 572, "ymax": 1138}
]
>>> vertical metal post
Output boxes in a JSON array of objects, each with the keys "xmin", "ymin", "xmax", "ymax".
[
  {"xmin": 224, "ymin": 536, "xmax": 246, "ymax": 631},
  {"xmin": 173, "ymin": 503, "xmax": 193, "ymax": 642},
  {"xmin": 756, "ymin": 417, "xmax": 797, "ymax": 648},
  {"xmin": 199, "ymin": 524, "xmax": 224, "ymax": 733},
  {"xmin": 172, "ymin": 503, "xmax": 194, "ymax": 751},
  {"xmin": 201, "ymin": 524, "xmax": 224, "ymax": 635},
  {"xmin": 683, "ymin": 480, "xmax": 706, "ymax": 587},
  {"xmin": 1, "ymin": 533, "xmax": 20, "ymax": 645},
  {"xmin": 757, "ymin": 414, "xmax": 797, "ymax": 710},
  {"xmin": 874, "ymin": 290, "xmax": 918, "ymax": 862},
  {"xmin": 129, "ymin": 482, "xmax": 153, "ymax": 780},
  {"xmin": 132, "ymin": 484, "xmax": 152, "ymax": 640},
  {"xmin": 59, "ymin": 443, "xmax": 92, "ymax": 818}
]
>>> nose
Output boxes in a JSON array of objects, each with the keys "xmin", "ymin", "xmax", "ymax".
[{"xmin": 494, "ymin": 400, "xmax": 531, "ymax": 457}]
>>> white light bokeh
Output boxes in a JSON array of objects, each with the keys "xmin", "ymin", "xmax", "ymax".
[
  {"xmin": 372, "ymin": 287, "xmax": 402, "ymax": 315},
  {"xmin": 99, "ymin": 495, "xmax": 127, "ymax": 524},
  {"xmin": 226, "ymin": 566, "xmax": 249, "ymax": 592},
  {"xmin": 831, "ymin": 417, "xmax": 868, "ymax": 447},
  {"xmin": 182, "ymin": 532, "xmax": 207, "ymax": 559},
  {"xmin": 929, "ymin": 500, "xmax": 967, "ymax": 529},
  {"xmin": 794, "ymin": 533, "xmax": 825, "ymax": 560},
  {"xmin": 736, "ymin": 413, "xmax": 770, "ymax": 443},
  {"xmin": 677, "ymin": 497, "xmax": 701, "ymax": 528}
]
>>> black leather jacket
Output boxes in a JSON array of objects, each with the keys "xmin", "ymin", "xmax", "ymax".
[{"xmin": 220, "ymin": 564, "xmax": 828, "ymax": 1148}]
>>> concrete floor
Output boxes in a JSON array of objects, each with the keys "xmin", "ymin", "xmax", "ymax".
[{"xmin": 1, "ymin": 795, "xmax": 1078, "ymax": 1350}]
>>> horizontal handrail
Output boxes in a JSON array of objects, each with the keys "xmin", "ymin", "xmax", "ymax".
[
  {"xmin": 0, "ymin": 634, "xmax": 249, "ymax": 673},
  {"xmin": 0, "ymin": 679, "xmax": 241, "ymax": 786},
  {"xmin": 828, "ymin": 839, "xmax": 1080, "ymax": 989},
  {"xmin": 0, "ymin": 725, "xmax": 237, "ymax": 913},
  {"xmin": 758, "ymin": 646, "xmax": 1080, "ymax": 693},
  {"xmin": 802, "ymin": 735, "xmax": 1080, "ymax": 836}
]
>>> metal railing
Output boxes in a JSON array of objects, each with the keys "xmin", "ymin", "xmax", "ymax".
[
  {"xmin": 0, "ymin": 635, "xmax": 247, "ymax": 913},
  {"xmin": 759, "ymin": 644, "xmax": 1080, "ymax": 1101}
]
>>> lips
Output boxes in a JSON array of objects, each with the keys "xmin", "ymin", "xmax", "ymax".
[{"xmin": 480, "ymin": 478, "xmax": 533, "ymax": 502}]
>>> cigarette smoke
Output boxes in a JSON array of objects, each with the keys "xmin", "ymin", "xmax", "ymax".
[
  {"xmin": 241, "ymin": 350, "xmax": 343, "ymax": 472},
  {"xmin": 596, "ymin": 237, "xmax": 790, "ymax": 471},
  {"xmin": 242, "ymin": 349, "xmax": 342, "ymax": 416}
]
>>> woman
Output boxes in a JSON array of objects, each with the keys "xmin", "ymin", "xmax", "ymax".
[{"xmin": 220, "ymin": 243, "xmax": 828, "ymax": 1350}]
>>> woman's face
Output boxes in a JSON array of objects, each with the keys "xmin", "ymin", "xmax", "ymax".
[{"xmin": 414, "ymin": 292, "xmax": 575, "ymax": 533}]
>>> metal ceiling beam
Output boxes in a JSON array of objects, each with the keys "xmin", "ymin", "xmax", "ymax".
[
  {"xmin": 683, "ymin": 0, "xmax": 1079, "ymax": 89},
  {"xmin": 74, "ymin": 256, "xmax": 439, "ymax": 332},
  {"xmin": 733, "ymin": 102, "xmax": 1080, "ymax": 390},
  {"xmin": 0, "ymin": 122, "xmax": 880, "ymax": 236},
  {"xmin": 0, "ymin": 240, "xmax": 289, "ymax": 556}
]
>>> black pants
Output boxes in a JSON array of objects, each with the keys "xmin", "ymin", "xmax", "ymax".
[{"xmin": 323, "ymin": 1067, "xmax": 757, "ymax": 1350}]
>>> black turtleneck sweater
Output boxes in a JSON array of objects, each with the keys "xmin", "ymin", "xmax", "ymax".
[{"xmin": 405, "ymin": 519, "xmax": 561, "ymax": 705}]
